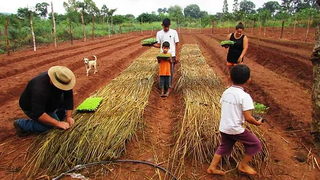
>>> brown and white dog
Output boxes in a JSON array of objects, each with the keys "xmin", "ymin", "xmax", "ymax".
[{"xmin": 83, "ymin": 55, "xmax": 98, "ymax": 76}]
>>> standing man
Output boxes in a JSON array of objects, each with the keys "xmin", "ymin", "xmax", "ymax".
[
  {"xmin": 14, "ymin": 66, "xmax": 76, "ymax": 136},
  {"xmin": 154, "ymin": 18, "xmax": 180, "ymax": 89}
]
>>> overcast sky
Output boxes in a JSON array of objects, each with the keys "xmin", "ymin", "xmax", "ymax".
[{"xmin": 1, "ymin": 0, "xmax": 282, "ymax": 17}]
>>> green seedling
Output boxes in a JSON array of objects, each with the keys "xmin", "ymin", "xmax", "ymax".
[{"xmin": 76, "ymin": 97, "xmax": 103, "ymax": 112}]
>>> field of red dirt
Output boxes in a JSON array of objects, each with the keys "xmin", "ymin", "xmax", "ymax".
[{"xmin": 0, "ymin": 28, "xmax": 319, "ymax": 180}]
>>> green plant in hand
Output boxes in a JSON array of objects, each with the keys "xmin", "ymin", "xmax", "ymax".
[
  {"xmin": 141, "ymin": 38, "xmax": 157, "ymax": 45},
  {"xmin": 253, "ymin": 102, "xmax": 269, "ymax": 114},
  {"xmin": 77, "ymin": 97, "xmax": 103, "ymax": 112},
  {"xmin": 221, "ymin": 40, "xmax": 235, "ymax": 46}
]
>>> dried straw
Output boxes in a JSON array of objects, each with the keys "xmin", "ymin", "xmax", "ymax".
[
  {"xmin": 169, "ymin": 44, "xmax": 269, "ymax": 179},
  {"xmin": 24, "ymin": 48, "xmax": 159, "ymax": 177}
]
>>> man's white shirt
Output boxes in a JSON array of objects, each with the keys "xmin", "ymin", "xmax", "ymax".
[{"xmin": 156, "ymin": 29, "xmax": 179, "ymax": 57}]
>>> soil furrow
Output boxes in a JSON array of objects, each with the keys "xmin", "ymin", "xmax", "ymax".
[
  {"xmin": 0, "ymin": 35, "xmax": 127, "ymax": 66},
  {"xmin": 206, "ymin": 34, "xmax": 312, "ymax": 89},
  {"xmin": 0, "ymin": 36, "xmax": 151, "ymax": 107},
  {"xmin": 0, "ymin": 36, "xmax": 142, "ymax": 79}
]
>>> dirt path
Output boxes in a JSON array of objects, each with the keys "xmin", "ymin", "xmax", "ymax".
[
  {"xmin": 186, "ymin": 33, "xmax": 319, "ymax": 179},
  {"xmin": 0, "ymin": 34, "xmax": 152, "ymax": 179}
]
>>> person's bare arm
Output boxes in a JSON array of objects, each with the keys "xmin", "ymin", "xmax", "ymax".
[
  {"xmin": 226, "ymin": 33, "xmax": 232, "ymax": 40},
  {"xmin": 38, "ymin": 113, "xmax": 70, "ymax": 130},
  {"xmin": 65, "ymin": 110, "xmax": 75, "ymax": 127},
  {"xmin": 238, "ymin": 36, "xmax": 248, "ymax": 63},
  {"xmin": 243, "ymin": 110, "xmax": 263, "ymax": 126}
]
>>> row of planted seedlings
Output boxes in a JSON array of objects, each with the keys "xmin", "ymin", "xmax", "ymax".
[
  {"xmin": 23, "ymin": 48, "xmax": 160, "ymax": 178},
  {"xmin": 168, "ymin": 44, "xmax": 269, "ymax": 179}
]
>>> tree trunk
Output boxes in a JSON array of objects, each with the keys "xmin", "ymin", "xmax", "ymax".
[
  {"xmin": 80, "ymin": 11, "xmax": 86, "ymax": 42},
  {"xmin": 311, "ymin": 20, "xmax": 320, "ymax": 156},
  {"xmin": 280, "ymin": 20, "xmax": 285, "ymax": 39},
  {"xmin": 69, "ymin": 20, "xmax": 73, "ymax": 45},
  {"xmin": 211, "ymin": 19, "xmax": 214, "ymax": 34},
  {"xmin": 5, "ymin": 18, "xmax": 10, "ymax": 55},
  {"xmin": 30, "ymin": 13, "xmax": 36, "ymax": 51},
  {"xmin": 293, "ymin": 15, "xmax": 297, "ymax": 37},
  {"xmin": 251, "ymin": 21, "xmax": 254, "ymax": 35},
  {"xmin": 111, "ymin": 16, "xmax": 114, "ymax": 34},
  {"xmin": 92, "ymin": 15, "xmax": 95, "ymax": 40},
  {"xmin": 102, "ymin": 15, "xmax": 105, "ymax": 32},
  {"xmin": 51, "ymin": 1, "xmax": 57, "ymax": 48},
  {"xmin": 306, "ymin": 16, "xmax": 311, "ymax": 43}
]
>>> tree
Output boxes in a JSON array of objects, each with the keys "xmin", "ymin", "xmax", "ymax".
[
  {"xmin": 17, "ymin": 7, "xmax": 37, "ymax": 51},
  {"xmin": 239, "ymin": 0, "xmax": 256, "ymax": 14},
  {"xmin": 263, "ymin": 1, "xmax": 281, "ymax": 16},
  {"xmin": 168, "ymin": 5, "xmax": 184, "ymax": 24},
  {"xmin": 233, "ymin": 0, "xmax": 239, "ymax": 12},
  {"xmin": 310, "ymin": 0, "xmax": 320, "ymax": 157},
  {"xmin": 107, "ymin": 8, "xmax": 117, "ymax": 33},
  {"xmin": 63, "ymin": 0, "xmax": 79, "ymax": 44},
  {"xmin": 35, "ymin": 2, "xmax": 49, "ymax": 18},
  {"xmin": 223, "ymin": 0, "xmax": 229, "ymax": 13},
  {"xmin": 101, "ymin": 5, "xmax": 108, "ymax": 31},
  {"xmin": 184, "ymin": 4, "xmax": 201, "ymax": 18},
  {"xmin": 84, "ymin": 0, "xmax": 99, "ymax": 40},
  {"xmin": 281, "ymin": 0, "xmax": 294, "ymax": 14}
]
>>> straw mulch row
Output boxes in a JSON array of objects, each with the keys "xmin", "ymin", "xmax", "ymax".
[
  {"xmin": 168, "ymin": 44, "xmax": 269, "ymax": 179},
  {"xmin": 24, "ymin": 48, "xmax": 159, "ymax": 177}
]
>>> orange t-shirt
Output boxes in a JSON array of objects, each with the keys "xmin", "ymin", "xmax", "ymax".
[{"xmin": 158, "ymin": 53, "xmax": 171, "ymax": 76}]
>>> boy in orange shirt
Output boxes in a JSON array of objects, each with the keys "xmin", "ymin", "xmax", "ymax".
[{"xmin": 157, "ymin": 41, "xmax": 172, "ymax": 97}]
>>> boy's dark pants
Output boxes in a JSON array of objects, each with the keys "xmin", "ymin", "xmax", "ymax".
[
  {"xmin": 169, "ymin": 57, "xmax": 176, "ymax": 87},
  {"xmin": 216, "ymin": 130, "xmax": 262, "ymax": 156},
  {"xmin": 159, "ymin": 76, "xmax": 170, "ymax": 93}
]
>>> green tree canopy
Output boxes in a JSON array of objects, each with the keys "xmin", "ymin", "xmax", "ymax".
[
  {"xmin": 168, "ymin": 5, "xmax": 184, "ymax": 23},
  {"xmin": 239, "ymin": 0, "xmax": 256, "ymax": 14},
  {"xmin": 35, "ymin": 2, "xmax": 49, "ymax": 18},
  {"xmin": 263, "ymin": 1, "xmax": 281, "ymax": 16},
  {"xmin": 223, "ymin": 0, "xmax": 228, "ymax": 13},
  {"xmin": 184, "ymin": 4, "xmax": 201, "ymax": 18}
]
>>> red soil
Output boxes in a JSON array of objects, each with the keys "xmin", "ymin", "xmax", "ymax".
[{"xmin": 0, "ymin": 28, "xmax": 319, "ymax": 180}]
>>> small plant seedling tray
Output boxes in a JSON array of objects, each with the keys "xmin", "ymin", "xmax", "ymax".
[
  {"xmin": 141, "ymin": 38, "xmax": 157, "ymax": 46},
  {"xmin": 76, "ymin": 97, "xmax": 103, "ymax": 112},
  {"xmin": 221, "ymin": 40, "xmax": 235, "ymax": 47}
]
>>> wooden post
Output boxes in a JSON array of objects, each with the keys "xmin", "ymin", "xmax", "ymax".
[
  {"xmin": 120, "ymin": 26, "xmax": 122, "ymax": 34},
  {"xmin": 141, "ymin": 17, "xmax": 143, "ymax": 35},
  {"xmin": 293, "ymin": 14, "xmax": 297, "ymax": 37},
  {"xmin": 80, "ymin": 11, "xmax": 86, "ymax": 42},
  {"xmin": 306, "ymin": 16, "xmax": 311, "ymax": 43},
  {"xmin": 5, "ymin": 18, "xmax": 10, "ymax": 55},
  {"xmin": 69, "ymin": 20, "xmax": 73, "ymax": 45},
  {"xmin": 92, "ymin": 15, "xmax": 95, "ymax": 40},
  {"xmin": 51, "ymin": 2, "xmax": 57, "ymax": 48},
  {"xmin": 228, "ymin": 19, "xmax": 230, "ymax": 33},
  {"xmin": 211, "ymin": 19, "xmax": 214, "ymax": 34},
  {"xmin": 251, "ymin": 20, "xmax": 254, "ymax": 35},
  {"xmin": 280, "ymin": 20, "xmax": 285, "ymax": 39},
  {"xmin": 200, "ymin": 18, "xmax": 202, "ymax": 34},
  {"xmin": 30, "ymin": 12, "xmax": 36, "ymax": 51}
]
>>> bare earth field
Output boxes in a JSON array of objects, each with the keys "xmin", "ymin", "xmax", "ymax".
[{"xmin": 0, "ymin": 28, "xmax": 319, "ymax": 180}]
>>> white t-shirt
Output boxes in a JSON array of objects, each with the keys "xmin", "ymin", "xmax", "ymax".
[
  {"xmin": 156, "ymin": 29, "xmax": 179, "ymax": 57},
  {"xmin": 219, "ymin": 86, "xmax": 254, "ymax": 135}
]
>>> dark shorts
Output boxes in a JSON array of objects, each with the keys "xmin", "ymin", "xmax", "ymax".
[
  {"xmin": 216, "ymin": 129, "xmax": 262, "ymax": 156},
  {"xmin": 159, "ymin": 76, "xmax": 170, "ymax": 89}
]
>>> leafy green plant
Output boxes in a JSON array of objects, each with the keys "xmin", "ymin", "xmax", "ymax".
[
  {"xmin": 253, "ymin": 102, "xmax": 269, "ymax": 114},
  {"xmin": 220, "ymin": 40, "xmax": 235, "ymax": 46},
  {"xmin": 141, "ymin": 38, "xmax": 157, "ymax": 45},
  {"xmin": 76, "ymin": 97, "xmax": 103, "ymax": 112}
]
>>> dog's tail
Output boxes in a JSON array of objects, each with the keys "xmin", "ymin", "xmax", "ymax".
[{"xmin": 93, "ymin": 55, "xmax": 97, "ymax": 61}]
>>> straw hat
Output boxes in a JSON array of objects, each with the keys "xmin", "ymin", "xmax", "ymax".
[{"xmin": 48, "ymin": 66, "xmax": 76, "ymax": 91}]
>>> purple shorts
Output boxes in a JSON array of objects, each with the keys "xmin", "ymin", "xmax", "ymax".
[{"xmin": 216, "ymin": 129, "xmax": 262, "ymax": 156}]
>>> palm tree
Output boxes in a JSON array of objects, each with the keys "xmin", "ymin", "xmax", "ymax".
[
  {"xmin": 107, "ymin": 8, "xmax": 117, "ymax": 34},
  {"xmin": 101, "ymin": 5, "xmax": 108, "ymax": 32}
]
